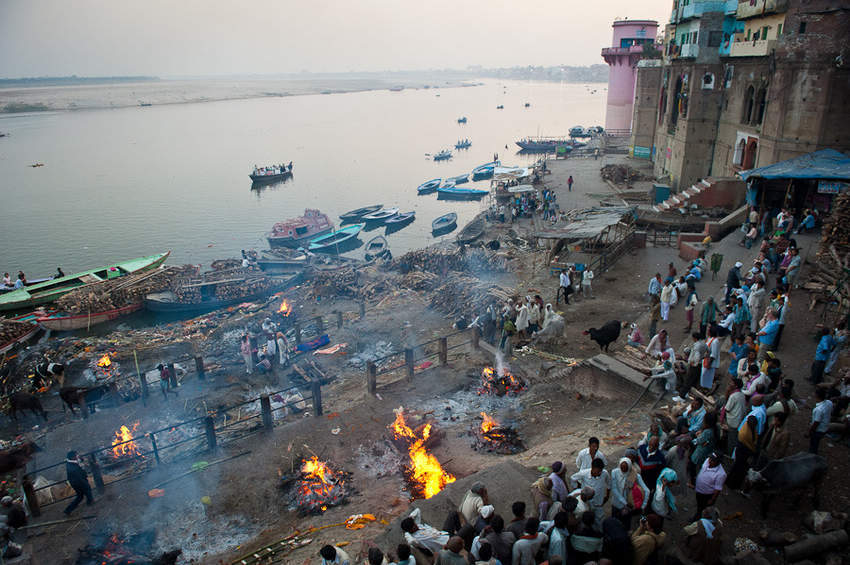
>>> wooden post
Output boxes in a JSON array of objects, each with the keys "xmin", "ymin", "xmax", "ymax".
[
  {"xmin": 79, "ymin": 393, "xmax": 89, "ymax": 419},
  {"xmin": 204, "ymin": 416, "xmax": 217, "ymax": 451},
  {"xmin": 88, "ymin": 454, "xmax": 105, "ymax": 493},
  {"xmin": 311, "ymin": 381, "xmax": 323, "ymax": 417},
  {"xmin": 366, "ymin": 362, "xmax": 377, "ymax": 395},
  {"xmin": 260, "ymin": 394, "xmax": 273, "ymax": 431},
  {"xmin": 134, "ymin": 350, "xmax": 148, "ymax": 405},
  {"xmin": 471, "ymin": 326, "xmax": 480, "ymax": 350},
  {"xmin": 439, "ymin": 337, "xmax": 448, "ymax": 365},
  {"xmin": 336, "ymin": 311, "xmax": 344, "ymax": 329},
  {"xmin": 21, "ymin": 475, "xmax": 40, "ymax": 517},
  {"xmin": 405, "ymin": 348, "xmax": 415, "ymax": 380},
  {"xmin": 315, "ymin": 315, "xmax": 325, "ymax": 333},
  {"xmin": 167, "ymin": 362, "xmax": 178, "ymax": 389},
  {"xmin": 294, "ymin": 322, "xmax": 302, "ymax": 345},
  {"xmin": 149, "ymin": 433, "xmax": 161, "ymax": 465},
  {"xmin": 195, "ymin": 356, "xmax": 205, "ymax": 380},
  {"xmin": 359, "ymin": 301, "xmax": 366, "ymax": 320}
]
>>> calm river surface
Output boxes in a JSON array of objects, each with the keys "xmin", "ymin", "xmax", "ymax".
[{"xmin": 0, "ymin": 79, "xmax": 605, "ymax": 276}]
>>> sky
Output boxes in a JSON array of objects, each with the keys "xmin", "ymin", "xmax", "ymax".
[{"xmin": 0, "ymin": 0, "xmax": 671, "ymax": 78}]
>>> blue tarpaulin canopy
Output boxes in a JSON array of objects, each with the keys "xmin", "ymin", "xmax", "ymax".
[{"xmin": 738, "ymin": 149, "xmax": 850, "ymax": 181}]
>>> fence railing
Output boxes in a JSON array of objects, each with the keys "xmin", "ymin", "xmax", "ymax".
[{"xmin": 22, "ymin": 381, "xmax": 322, "ymax": 516}]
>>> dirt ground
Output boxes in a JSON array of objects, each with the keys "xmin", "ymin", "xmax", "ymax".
[{"xmin": 11, "ymin": 150, "xmax": 850, "ymax": 564}]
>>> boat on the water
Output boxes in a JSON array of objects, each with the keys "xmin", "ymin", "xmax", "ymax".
[
  {"xmin": 471, "ymin": 160, "xmax": 500, "ymax": 180},
  {"xmin": 0, "ymin": 252, "xmax": 171, "ymax": 312},
  {"xmin": 362, "ymin": 208, "xmax": 400, "ymax": 222},
  {"xmin": 454, "ymin": 139, "xmax": 471, "ymax": 149},
  {"xmin": 0, "ymin": 319, "xmax": 41, "ymax": 355},
  {"xmin": 37, "ymin": 302, "xmax": 144, "ymax": 331},
  {"xmin": 267, "ymin": 209, "xmax": 333, "ymax": 249},
  {"xmin": 437, "ymin": 185, "xmax": 488, "ymax": 198},
  {"xmin": 340, "ymin": 205, "xmax": 382, "ymax": 222},
  {"xmin": 364, "ymin": 236, "xmax": 391, "ymax": 261},
  {"xmin": 457, "ymin": 117, "xmax": 467, "ymax": 123},
  {"xmin": 447, "ymin": 174, "xmax": 469, "ymax": 185},
  {"xmin": 569, "ymin": 126, "xmax": 592, "ymax": 138},
  {"xmin": 496, "ymin": 105, "xmax": 504, "ymax": 109},
  {"xmin": 145, "ymin": 273, "xmax": 303, "ymax": 314},
  {"xmin": 1, "ymin": 276, "xmax": 53, "ymax": 295},
  {"xmin": 515, "ymin": 138, "xmax": 575, "ymax": 152},
  {"xmin": 385, "ymin": 211, "xmax": 415, "ymax": 225},
  {"xmin": 456, "ymin": 216, "xmax": 486, "ymax": 244},
  {"xmin": 308, "ymin": 224, "xmax": 365, "ymax": 252},
  {"xmin": 417, "ymin": 179, "xmax": 441, "ymax": 194},
  {"xmin": 431, "ymin": 212, "xmax": 458, "ymax": 233},
  {"xmin": 433, "ymin": 150, "xmax": 452, "ymax": 161},
  {"xmin": 250, "ymin": 164, "xmax": 293, "ymax": 183}
]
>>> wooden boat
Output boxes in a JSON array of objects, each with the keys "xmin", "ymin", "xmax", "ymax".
[
  {"xmin": 457, "ymin": 117, "xmax": 467, "ymax": 123},
  {"xmin": 0, "ymin": 252, "xmax": 170, "ymax": 312},
  {"xmin": 456, "ymin": 216, "xmax": 486, "ymax": 244},
  {"xmin": 447, "ymin": 174, "xmax": 469, "ymax": 185},
  {"xmin": 433, "ymin": 150, "xmax": 452, "ymax": 161},
  {"xmin": 37, "ymin": 302, "xmax": 143, "ymax": 331},
  {"xmin": 364, "ymin": 236, "xmax": 390, "ymax": 261},
  {"xmin": 471, "ymin": 160, "xmax": 500, "ymax": 180},
  {"xmin": 308, "ymin": 224, "xmax": 364, "ymax": 252},
  {"xmin": 454, "ymin": 140, "xmax": 471, "ymax": 149},
  {"xmin": 267, "ymin": 209, "xmax": 333, "ymax": 248},
  {"xmin": 340, "ymin": 205, "xmax": 382, "ymax": 221},
  {"xmin": 362, "ymin": 208, "xmax": 399, "ymax": 222},
  {"xmin": 417, "ymin": 179, "xmax": 441, "ymax": 194},
  {"xmin": 437, "ymin": 185, "xmax": 488, "ymax": 198},
  {"xmin": 385, "ymin": 211, "xmax": 415, "ymax": 225},
  {"xmin": 0, "ymin": 277, "xmax": 53, "ymax": 295},
  {"xmin": 0, "ymin": 320, "xmax": 41, "ymax": 355},
  {"xmin": 144, "ymin": 273, "xmax": 302, "ymax": 314},
  {"xmin": 250, "ymin": 164, "xmax": 292, "ymax": 183},
  {"xmin": 432, "ymin": 212, "xmax": 458, "ymax": 232}
]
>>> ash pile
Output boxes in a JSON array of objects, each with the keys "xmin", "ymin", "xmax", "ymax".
[
  {"xmin": 477, "ymin": 366, "xmax": 527, "ymax": 396},
  {"xmin": 280, "ymin": 456, "xmax": 352, "ymax": 516},
  {"xmin": 471, "ymin": 411, "xmax": 526, "ymax": 455},
  {"xmin": 76, "ymin": 530, "xmax": 181, "ymax": 565}
]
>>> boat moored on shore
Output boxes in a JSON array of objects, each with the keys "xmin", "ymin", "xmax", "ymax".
[{"xmin": 267, "ymin": 209, "xmax": 333, "ymax": 249}]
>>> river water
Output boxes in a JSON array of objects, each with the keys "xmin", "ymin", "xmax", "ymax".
[{"xmin": 0, "ymin": 79, "xmax": 605, "ymax": 276}]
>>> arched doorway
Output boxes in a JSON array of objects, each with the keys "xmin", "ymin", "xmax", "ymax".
[
  {"xmin": 734, "ymin": 138, "xmax": 746, "ymax": 166},
  {"xmin": 743, "ymin": 139, "xmax": 758, "ymax": 169}
]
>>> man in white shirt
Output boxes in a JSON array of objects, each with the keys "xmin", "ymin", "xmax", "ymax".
[
  {"xmin": 581, "ymin": 269, "xmax": 594, "ymax": 298},
  {"xmin": 401, "ymin": 508, "xmax": 450, "ymax": 554},
  {"xmin": 558, "ymin": 270, "xmax": 572, "ymax": 305},
  {"xmin": 700, "ymin": 326, "xmax": 721, "ymax": 389},
  {"xmin": 575, "ymin": 437, "xmax": 607, "ymax": 471},
  {"xmin": 320, "ymin": 545, "xmax": 351, "ymax": 565},
  {"xmin": 716, "ymin": 307, "xmax": 735, "ymax": 337},
  {"xmin": 511, "ymin": 517, "xmax": 548, "ymax": 565},
  {"xmin": 807, "ymin": 387, "xmax": 833, "ymax": 454},
  {"xmin": 458, "ymin": 482, "xmax": 487, "ymax": 523},
  {"xmin": 569, "ymin": 458, "xmax": 611, "ymax": 530}
]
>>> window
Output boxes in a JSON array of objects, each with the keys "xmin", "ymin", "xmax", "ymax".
[
  {"xmin": 799, "ymin": 21, "xmax": 807, "ymax": 33},
  {"xmin": 746, "ymin": 28, "xmax": 751, "ymax": 40},
  {"xmin": 693, "ymin": 31, "xmax": 699, "ymax": 43},
  {"xmin": 777, "ymin": 23, "xmax": 783, "ymax": 36},
  {"xmin": 742, "ymin": 85, "xmax": 755, "ymax": 124},
  {"xmin": 755, "ymin": 87, "xmax": 767, "ymax": 124},
  {"xmin": 753, "ymin": 30, "xmax": 760, "ymax": 41},
  {"xmin": 733, "ymin": 139, "xmax": 746, "ymax": 166},
  {"xmin": 709, "ymin": 31, "xmax": 723, "ymax": 47},
  {"xmin": 763, "ymin": 26, "xmax": 769, "ymax": 39}
]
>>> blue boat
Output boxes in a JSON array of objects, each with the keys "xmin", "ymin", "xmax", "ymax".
[
  {"xmin": 437, "ymin": 186, "xmax": 489, "ymax": 198},
  {"xmin": 471, "ymin": 160, "xmax": 500, "ymax": 180},
  {"xmin": 432, "ymin": 212, "xmax": 458, "ymax": 232},
  {"xmin": 308, "ymin": 223, "xmax": 364, "ymax": 252},
  {"xmin": 385, "ymin": 211, "xmax": 415, "ymax": 225},
  {"xmin": 417, "ymin": 178, "xmax": 442, "ymax": 194},
  {"xmin": 448, "ymin": 174, "xmax": 469, "ymax": 185},
  {"xmin": 433, "ymin": 149, "xmax": 452, "ymax": 161},
  {"xmin": 454, "ymin": 139, "xmax": 471, "ymax": 149}
]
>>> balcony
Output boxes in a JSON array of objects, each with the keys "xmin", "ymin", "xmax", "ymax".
[
  {"xmin": 601, "ymin": 45, "xmax": 649, "ymax": 57},
  {"xmin": 729, "ymin": 38, "xmax": 776, "ymax": 56},
  {"xmin": 679, "ymin": 43, "xmax": 700, "ymax": 58},
  {"xmin": 679, "ymin": 1, "xmax": 728, "ymax": 21},
  {"xmin": 736, "ymin": 0, "xmax": 789, "ymax": 20}
]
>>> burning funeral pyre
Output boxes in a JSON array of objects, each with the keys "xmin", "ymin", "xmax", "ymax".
[
  {"xmin": 112, "ymin": 421, "xmax": 145, "ymax": 459},
  {"xmin": 93, "ymin": 352, "xmax": 120, "ymax": 380},
  {"xmin": 293, "ymin": 456, "xmax": 350, "ymax": 514},
  {"xmin": 76, "ymin": 530, "xmax": 181, "ymax": 565},
  {"xmin": 278, "ymin": 298, "xmax": 293, "ymax": 317},
  {"xmin": 478, "ymin": 366, "xmax": 527, "ymax": 396},
  {"xmin": 472, "ymin": 412, "xmax": 526, "ymax": 454},
  {"xmin": 390, "ymin": 407, "xmax": 455, "ymax": 499}
]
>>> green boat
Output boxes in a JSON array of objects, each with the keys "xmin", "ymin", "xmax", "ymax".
[{"xmin": 0, "ymin": 252, "xmax": 170, "ymax": 312}]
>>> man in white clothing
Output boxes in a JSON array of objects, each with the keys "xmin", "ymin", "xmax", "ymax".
[
  {"xmin": 582, "ymin": 269, "xmax": 594, "ymax": 298},
  {"xmin": 569, "ymin": 458, "xmax": 611, "ymax": 530},
  {"xmin": 575, "ymin": 437, "xmax": 607, "ymax": 470},
  {"xmin": 401, "ymin": 507, "xmax": 450, "ymax": 554}
]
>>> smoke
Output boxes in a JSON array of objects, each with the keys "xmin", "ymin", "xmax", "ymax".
[{"xmin": 495, "ymin": 350, "xmax": 510, "ymax": 377}]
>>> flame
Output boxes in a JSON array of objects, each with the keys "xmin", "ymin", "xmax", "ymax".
[
  {"xmin": 97, "ymin": 354, "xmax": 111, "ymax": 367},
  {"xmin": 298, "ymin": 456, "xmax": 342, "ymax": 513},
  {"xmin": 390, "ymin": 408, "xmax": 455, "ymax": 499},
  {"xmin": 479, "ymin": 366, "xmax": 526, "ymax": 396},
  {"xmin": 112, "ymin": 422, "xmax": 143, "ymax": 458},
  {"xmin": 278, "ymin": 299, "xmax": 292, "ymax": 316},
  {"xmin": 481, "ymin": 412, "xmax": 499, "ymax": 433}
]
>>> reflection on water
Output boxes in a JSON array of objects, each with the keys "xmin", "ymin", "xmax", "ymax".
[{"xmin": 0, "ymin": 79, "xmax": 604, "ymax": 276}]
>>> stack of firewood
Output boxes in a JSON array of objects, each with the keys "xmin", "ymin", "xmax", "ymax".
[
  {"xmin": 613, "ymin": 345, "xmax": 654, "ymax": 375},
  {"xmin": 390, "ymin": 247, "xmax": 508, "ymax": 275},
  {"xmin": 428, "ymin": 273, "xmax": 514, "ymax": 317},
  {"xmin": 0, "ymin": 320, "xmax": 35, "ymax": 347},
  {"xmin": 54, "ymin": 265, "xmax": 199, "ymax": 314}
]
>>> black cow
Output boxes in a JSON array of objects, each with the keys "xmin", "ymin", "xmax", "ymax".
[
  {"xmin": 584, "ymin": 320, "xmax": 624, "ymax": 352},
  {"xmin": 746, "ymin": 452, "xmax": 828, "ymax": 516},
  {"xmin": 7, "ymin": 393, "xmax": 48, "ymax": 422},
  {"xmin": 59, "ymin": 385, "xmax": 110, "ymax": 415},
  {"xmin": 0, "ymin": 441, "xmax": 41, "ymax": 474}
]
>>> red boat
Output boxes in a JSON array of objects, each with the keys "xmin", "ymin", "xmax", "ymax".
[{"xmin": 267, "ymin": 209, "xmax": 333, "ymax": 249}]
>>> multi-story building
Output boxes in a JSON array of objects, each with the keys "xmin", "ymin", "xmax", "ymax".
[{"xmin": 630, "ymin": 0, "xmax": 850, "ymax": 191}]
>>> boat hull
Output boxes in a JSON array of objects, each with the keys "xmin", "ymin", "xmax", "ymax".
[
  {"xmin": 308, "ymin": 224, "xmax": 364, "ymax": 252},
  {"xmin": 267, "ymin": 226, "xmax": 333, "ymax": 248},
  {"xmin": 432, "ymin": 213, "xmax": 458, "ymax": 233},
  {"xmin": 250, "ymin": 171, "xmax": 292, "ymax": 184},
  {"xmin": 145, "ymin": 274, "xmax": 303, "ymax": 314},
  {"xmin": 515, "ymin": 140, "xmax": 573, "ymax": 152},
  {"xmin": 0, "ymin": 324, "xmax": 40, "ymax": 355},
  {"xmin": 340, "ymin": 205, "xmax": 382, "ymax": 221},
  {"xmin": 37, "ymin": 302, "xmax": 143, "ymax": 331},
  {"xmin": 437, "ymin": 187, "xmax": 488, "ymax": 199}
]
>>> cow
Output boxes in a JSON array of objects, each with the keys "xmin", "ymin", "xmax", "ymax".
[
  {"xmin": 583, "ymin": 320, "xmax": 624, "ymax": 352},
  {"xmin": 7, "ymin": 393, "xmax": 48, "ymax": 422},
  {"xmin": 0, "ymin": 441, "xmax": 42, "ymax": 474},
  {"xmin": 35, "ymin": 361, "xmax": 65, "ymax": 387},
  {"xmin": 745, "ymin": 452, "xmax": 828, "ymax": 516},
  {"xmin": 59, "ymin": 385, "xmax": 110, "ymax": 415}
]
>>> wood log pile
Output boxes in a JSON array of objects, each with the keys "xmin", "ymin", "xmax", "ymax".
[
  {"xmin": 390, "ymin": 247, "xmax": 508, "ymax": 275},
  {"xmin": 614, "ymin": 345, "xmax": 654, "ymax": 375},
  {"xmin": 400, "ymin": 271, "xmax": 440, "ymax": 291},
  {"xmin": 172, "ymin": 268, "xmax": 272, "ymax": 304},
  {"xmin": 428, "ymin": 273, "xmax": 514, "ymax": 317},
  {"xmin": 54, "ymin": 265, "xmax": 200, "ymax": 314},
  {"xmin": 600, "ymin": 164, "xmax": 650, "ymax": 185},
  {"xmin": 210, "ymin": 258, "xmax": 242, "ymax": 271},
  {"xmin": 0, "ymin": 320, "xmax": 35, "ymax": 347},
  {"xmin": 304, "ymin": 266, "xmax": 390, "ymax": 301}
]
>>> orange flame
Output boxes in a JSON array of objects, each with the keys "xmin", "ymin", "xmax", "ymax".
[
  {"xmin": 97, "ymin": 354, "xmax": 112, "ymax": 367},
  {"xmin": 481, "ymin": 411, "xmax": 499, "ymax": 433},
  {"xmin": 278, "ymin": 299, "xmax": 292, "ymax": 316},
  {"xmin": 112, "ymin": 422, "xmax": 143, "ymax": 458},
  {"xmin": 299, "ymin": 456, "xmax": 341, "ymax": 512},
  {"xmin": 390, "ymin": 409, "xmax": 455, "ymax": 499}
]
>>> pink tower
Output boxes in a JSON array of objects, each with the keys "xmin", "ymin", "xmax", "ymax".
[{"xmin": 601, "ymin": 19, "xmax": 659, "ymax": 132}]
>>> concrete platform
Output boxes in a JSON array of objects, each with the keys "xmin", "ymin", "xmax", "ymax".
[{"xmin": 584, "ymin": 353, "xmax": 650, "ymax": 392}]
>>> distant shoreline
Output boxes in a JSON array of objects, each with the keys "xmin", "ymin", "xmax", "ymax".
[{"xmin": 0, "ymin": 76, "xmax": 159, "ymax": 88}]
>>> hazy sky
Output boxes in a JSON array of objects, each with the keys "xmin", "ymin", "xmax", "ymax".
[{"xmin": 1, "ymin": 0, "xmax": 670, "ymax": 77}]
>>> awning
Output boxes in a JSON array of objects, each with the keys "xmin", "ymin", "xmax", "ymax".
[
  {"xmin": 507, "ymin": 184, "xmax": 535, "ymax": 193},
  {"xmin": 738, "ymin": 149, "xmax": 850, "ymax": 181},
  {"xmin": 532, "ymin": 206, "xmax": 635, "ymax": 240}
]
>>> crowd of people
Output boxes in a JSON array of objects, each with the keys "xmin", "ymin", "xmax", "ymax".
[{"xmin": 238, "ymin": 316, "xmax": 292, "ymax": 376}]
